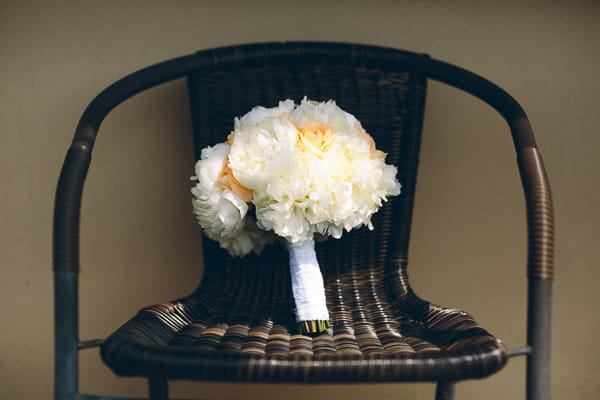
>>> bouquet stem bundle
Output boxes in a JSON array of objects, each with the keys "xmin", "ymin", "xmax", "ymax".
[{"xmin": 288, "ymin": 238, "xmax": 330, "ymax": 334}]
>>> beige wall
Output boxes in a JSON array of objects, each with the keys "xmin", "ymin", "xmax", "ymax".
[{"xmin": 1, "ymin": 1, "xmax": 599, "ymax": 399}]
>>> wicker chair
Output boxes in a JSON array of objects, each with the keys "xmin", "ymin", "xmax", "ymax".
[{"xmin": 53, "ymin": 42, "xmax": 554, "ymax": 400}]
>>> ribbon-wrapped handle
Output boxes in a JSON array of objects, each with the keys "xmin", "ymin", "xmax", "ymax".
[{"xmin": 288, "ymin": 238, "xmax": 331, "ymax": 335}]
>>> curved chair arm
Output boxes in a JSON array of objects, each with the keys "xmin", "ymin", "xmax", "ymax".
[
  {"xmin": 419, "ymin": 56, "xmax": 554, "ymax": 400},
  {"xmin": 420, "ymin": 56, "xmax": 554, "ymax": 280},
  {"xmin": 54, "ymin": 53, "xmax": 208, "ymax": 274},
  {"xmin": 53, "ymin": 52, "xmax": 211, "ymax": 400}
]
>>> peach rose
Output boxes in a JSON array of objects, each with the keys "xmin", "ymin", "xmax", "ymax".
[
  {"xmin": 297, "ymin": 121, "xmax": 335, "ymax": 157},
  {"xmin": 218, "ymin": 157, "xmax": 253, "ymax": 203}
]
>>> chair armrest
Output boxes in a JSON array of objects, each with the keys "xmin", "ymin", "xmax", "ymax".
[
  {"xmin": 419, "ymin": 55, "xmax": 554, "ymax": 400},
  {"xmin": 53, "ymin": 52, "xmax": 209, "ymax": 273},
  {"xmin": 518, "ymin": 147, "xmax": 554, "ymax": 281},
  {"xmin": 53, "ymin": 144, "xmax": 92, "ymax": 273}
]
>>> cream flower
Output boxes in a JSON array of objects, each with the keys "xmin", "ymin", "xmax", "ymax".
[
  {"xmin": 226, "ymin": 98, "xmax": 400, "ymax": 244},
  {"xmin": 191, "ymin": 143, "xmax": 273, "ymax": 256},
  {"xmin": 234, "ymin": 99, "xmax": 295, "ymax": 129},
  {"xmin": 228, "ymin": 117, "xmax": 298, "ymax": 191},
  {"xmin": 252, "ymin": 129, "xmax": 400, "ymax": 243},
  {"xmin": 291, "ymin": 97, "xmax": 359, "ymax": 133},
  {"xmin": 192, "ymin": 98, "xmax": 401, "ymax": 252}
]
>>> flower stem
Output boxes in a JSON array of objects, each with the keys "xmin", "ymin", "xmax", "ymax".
[
  {"xmin": 288, "ymin": 238, "xmax": 330, "ymax": 335},
  {"xmin": 297, "ymin": 320, "xmax": 331, "ymax": 336}
]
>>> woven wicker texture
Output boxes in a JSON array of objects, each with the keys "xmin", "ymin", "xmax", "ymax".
[
  {"xmin": 518, "ymin": 147, "xmax": 554, "ymax": 280},
  {"xmin": 101, "ymin": 43, "xmax": 507, "ymax": 383}
]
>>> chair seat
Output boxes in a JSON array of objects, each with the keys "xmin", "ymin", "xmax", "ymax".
[{"xmin": 101, "ymin": 245, "xmax": 507, "ymax": 383}]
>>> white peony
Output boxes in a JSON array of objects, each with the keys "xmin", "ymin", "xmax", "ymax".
[
  {"xmin": 234, "ymin": 99, "xmax": 295, "ymax": 129},
  {"xmin": 228, "ymin": 99, "xmax": 398, "ymax": 244},
  {"xmin": 290, "ymin": 97, "xmax": 360, "ymax": 133},
  {"xmin": 227, "ymin": 117, "xmax": 298, "ymax": 192},
  {"xmin": 191, "ymin": 143, "xmax": 273, "ymax": 256},
  {"xmin": 192, "ymin": 98, "xmax": 401, "ymax": 254}
]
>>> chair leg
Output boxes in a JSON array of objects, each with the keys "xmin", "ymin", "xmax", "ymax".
[
  {"xmin": 435, "ymin": 382, "xmax": 455, "ymax": 400},
  {"xmin": 527, "ymin": 279, "xmax": 552, "ymax": 400},
  {"xmin": 148, "ymin": 377, "xmax": 169, "ymax": 400},
  {"xmin": 55, "ymin": 271, "xmax": 79, "ymax": 400}
]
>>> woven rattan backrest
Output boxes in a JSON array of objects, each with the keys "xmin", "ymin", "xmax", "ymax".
[{"xmin": 187, "ymin": 44, "xmax": 427, "ymax": 317}]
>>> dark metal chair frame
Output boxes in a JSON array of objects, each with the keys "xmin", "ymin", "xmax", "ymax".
[{"xmin": 54, "ymin": 42, "xmax": 554, "ymax": 400}]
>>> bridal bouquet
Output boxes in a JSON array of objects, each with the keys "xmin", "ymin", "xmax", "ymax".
[{"xmin": 192, "ymin": 98, "xmax": 401, "ymax": 334}]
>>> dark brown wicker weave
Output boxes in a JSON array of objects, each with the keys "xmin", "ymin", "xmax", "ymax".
[{"xmin": 53, "ymin": 42, "xmax": 554, "ymax": 400}]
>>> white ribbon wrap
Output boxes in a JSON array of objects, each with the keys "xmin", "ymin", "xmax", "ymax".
[{"xmin": 287, "ymin": 238, "xmax": 330, "ymax": 322}]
